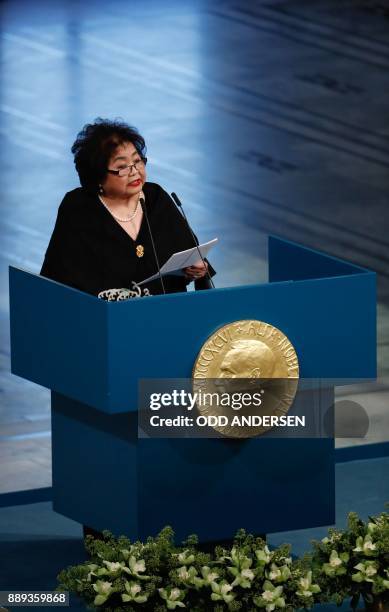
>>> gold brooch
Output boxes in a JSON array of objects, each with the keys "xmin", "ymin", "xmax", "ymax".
[{"xmin": 136, "ymin": 244, "xmax": 144, "ymax": 258}]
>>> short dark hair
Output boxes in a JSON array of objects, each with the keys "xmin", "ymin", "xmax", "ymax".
[{"xmin": 71, "ymin": 118, "xmax": 147, "ymax": 193}]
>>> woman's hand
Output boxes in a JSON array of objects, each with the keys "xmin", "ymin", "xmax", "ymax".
[{"xmin": 183, "ymin": 261, "xmax": 208, "ymax": 281}]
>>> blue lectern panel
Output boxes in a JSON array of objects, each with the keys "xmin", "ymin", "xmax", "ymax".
[
  {"xmin": 51, "ymin": 393, "xmax": 335, "ymax": 539},
  {"xmin": 137, "ymin": 437, "xmax": 334, "ymax": 541},
  {"xmin": 109, "ymin": 272, "xmax": 375, "ymax": 412},
  {"xmin": 9, "ymin": 268, "xmax": 109, "ymax": 411},
  {"xmin": 268, "ymin": 235, "xmax": 370, "ymax": 281},
  {"xmin": 51, "ymin": 392, "xmax": 138, "ymax": 533}
]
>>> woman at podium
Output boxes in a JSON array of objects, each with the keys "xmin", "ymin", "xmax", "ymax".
[{"xmin": 41, "ymin": 118, "xmax": 215, "ymax": 296}]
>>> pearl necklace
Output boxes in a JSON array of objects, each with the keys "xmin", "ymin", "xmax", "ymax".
[{"xmin": 98, "ymin": 192, "xmax": 143, "ymax": 223}]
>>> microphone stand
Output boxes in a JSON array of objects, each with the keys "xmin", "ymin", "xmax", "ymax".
[
  {"xmin": 171, "ymin": 192, "xmax": 215, "ymax": 289},
  {"xmin": 139, "ymin": 197, "xmax": 166, "ymax": 295}
]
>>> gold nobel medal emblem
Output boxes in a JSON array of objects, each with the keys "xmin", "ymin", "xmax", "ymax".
[
  {"xmin": 136, "ymin": 244, "xmax": 144, "ymax": 258},
  {"xmin": 192, "ymin": 320, "xmax": 299, "ymax": 438}
]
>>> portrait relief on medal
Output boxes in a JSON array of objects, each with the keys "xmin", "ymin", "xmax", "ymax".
[
  {"xmin": 219, "ymin": 339, "xmax": 277, "ymax": 379},
  {"xmin": 192, "ymin": 320, "xmax": 300, "ymax": 438}
]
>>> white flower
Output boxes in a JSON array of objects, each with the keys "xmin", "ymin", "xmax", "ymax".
[
  {"xmin": 256, "ymin": 545, "xmax": 272, "ymax": 564},
  {"xmin": 201, "ymin": 566, "xmax": 219, "ymax": 583},
  {"xmin": 330, "ymin": 556, "xmax": 342, "ymax": 567},
  {"xmin": 103, "ymin": 560, "xmax": 123, "ymax": 573},
  {"xmin": 365, "ymin": 565, "xmax": 377, "ymax": 577},
  {"xmin": 178, "ymin": 567, "xmax": 190, "ymax": 581},
  {"xmin": 130, "ymin": 557, "xmax": 146, "ymax": 573},
  {"xmin": 177, "ymin": 565, "xmax": 198, "ymax": 585},
  {"xmin": 262, "ymin": 590, "xmax": 274, "ymax": 602},
  {"xmin": 86, "ymin": 563, "xmax": 98, "ymax": 581},
  {"xmin": 94, "ymin": 581, "xmax": 112, "ymax": 594},
  {"xmin": 122, "ymin": 580, "xmax": 149, "ymax": 603},
  {"xmin": 269, "ymin": 567, "xmax": 281, "ymax": 581},
  {"xmin": 299, "ymin": 577, "xmax": 310, "ymax": 591},
  {"xmin": 283, "ymin": 557, "xmax": 292, "ymax": 565},
  {"xmin": 177, "ymin": 549, "xmax": 195, "ymax": 565},
  {"xmin": 354, "ymin": 535, "xmax": 377, "ymax": 556},
  {"xmin": 221, "ymin": 583, "xmax": 233, "ymax": 596},
  {"xmin": 159, "ymin": 587, "xmax": 186, "ymax": 609},
  {"xmin": 296, "ymin": 571, "xmax": 321, "ymax": 599},
  {"xmin": 353, "ymin": 561, "xmax": 378, "ymax": 583},
  {"xmin": 93, "ymin": 580, "xmax": 113, "ymax": 606},
  {"xmin": 129, "ymin": 583, "xmax": 141, "ymax": 595},
  {"xmin": 254, "ymin": 581, "xmax": 285, "ymax": 612},
  {"xmin": 242, "ymin": 568, "xmax": 255, "ymax": 580},
  {"xmin": 210, "ymin": 580, "xmax": 235, "ymax": 604}
]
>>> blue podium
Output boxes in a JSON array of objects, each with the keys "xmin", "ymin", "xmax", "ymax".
[{"xmin": 9, "ymin": 237, "xmax": 376, "ymax": 542}]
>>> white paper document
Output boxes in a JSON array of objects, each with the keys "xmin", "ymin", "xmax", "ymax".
[{"xmin": 138, "ymin": 238, "xmax": 218, "ymax": 285}]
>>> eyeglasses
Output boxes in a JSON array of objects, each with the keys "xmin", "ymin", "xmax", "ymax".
[{"xmin": 107, "ymin": 157, "xmax": 147, "ymax": 177}]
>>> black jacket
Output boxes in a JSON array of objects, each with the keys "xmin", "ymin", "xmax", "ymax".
[{"xmin": 41, "ymin": 182, "xmax": 215, "ymax": 296}]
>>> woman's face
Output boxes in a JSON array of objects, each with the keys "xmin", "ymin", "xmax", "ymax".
[{"xmin": 101, "ymin": 141, "xmax": 146, "ymax": 199}]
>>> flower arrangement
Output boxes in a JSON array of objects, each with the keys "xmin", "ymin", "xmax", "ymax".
[
  {"xmin": 57, "ymin": 508, "xmax": 389, "ymax": 610},
  {"xmin": 57, "ymin": 527, "xmax": 320, "ymax": 611},
  {"xmin": 310, "ymin": 509, "xmax": 389, "ymax": 610}
]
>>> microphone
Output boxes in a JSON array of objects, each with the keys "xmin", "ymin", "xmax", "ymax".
[
  {"xmin": 139, "ymin": 197, "xmax": 166, "ymax": 295},
  {"xmin": 171, "ymin": 192, "xmax": 215, "ymax": 288}
]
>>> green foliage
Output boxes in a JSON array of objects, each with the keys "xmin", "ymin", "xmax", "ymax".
[
  {"xmin": 309, "ymin": 509, "xmax": 389, "ymax": 609},
  {"xmin": 57, "ymin": 509, "xmax": 389, "ymax": 610}
]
